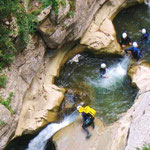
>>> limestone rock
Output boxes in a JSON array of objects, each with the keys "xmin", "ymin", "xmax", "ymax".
[
  {"xmin": 124, "ymin": 64, "xmax": 150, "ymax": 150},
  {"xmin": 39, "ymin": 0, "xmax": 106, "ymax": 49},
  {"xmin": 50, "ymin": 0, "xmax": 70, "ymax": 24},
  {"xmin": 132, "ymin": 65, "xmax": 150, "ymax": 92},
  {"xmin": 0, "ymin": 104, "xmax": 11, "ymax": 127},
  {"xmin": 53, "ymin": 115, "xmax": 130, "ymax": 150},
  {"xmin": 125, "ymin": 92, "xmax": 150, "ymax": 150},
  {"xmin": 53, "ymin": 117, "xmax": 105, "ymax": 150},
  {"xmin": 37, "ymin": 6, "xmax": 51, "ymax": 22},
  {"xmin": 0, "ymin": 36, "xmax": 45, "ymax": 149}
]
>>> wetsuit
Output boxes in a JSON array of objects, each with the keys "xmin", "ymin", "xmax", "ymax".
[
  {"xmin": 100, "ymin": 68, "xmax": 106, "ymax": 78},
  {"xmin": 125, "ymin": 47, "xmax": 141, "ymax": 61},
  {"xmin": 120, "ymin": 36, "xmax": 132, "ymax": 46},
  {"xmin": 140, "ymin": 32, "xmax": 149, "ymax": 44},
  {"xmin": 81, "ymin": 112, "xmax": 95, "ymax": 138}
]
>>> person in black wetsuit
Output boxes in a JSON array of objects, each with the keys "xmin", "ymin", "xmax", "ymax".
[
  {"xmin": 100, "ymin": 63, "xmax": 107, "ymax": 78},
  {"xmin": 120, "ymin": 32, "xmax": 132, "ymax": 48},
  {"xmin": 140, "ymin": 28, "xmax": 149, "ymax": 45},
  {"xmin": 77, "ymin": 105, "xmax": 95, "ymax": 139},
  {"xmin": 125, "ymin": 42, "xmax": 142, "ymax": 61}
]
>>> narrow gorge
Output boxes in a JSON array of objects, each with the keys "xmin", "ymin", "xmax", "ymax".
[{"xmin": 1, "ymin": 0, "xmax": 150, "ymax": 150}]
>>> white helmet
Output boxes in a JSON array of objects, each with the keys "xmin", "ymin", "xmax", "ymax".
[
  {"xmin": 133, "ymin": 42, "xmax": 138, "ymax": 47},
  {"xmin": 142, "ymin": 28, "xmax": 146, "ymax": 34},
  {"xmin": 122, "ymin": 32, "xmax": 127, "ymax": 39},
  {"xmin": 77, "ymin": 105, "xmax": 82, "ymax": 110},
  {"xmin": 101, "ymin": 63, "xmax": 106, "ymax": 69}
]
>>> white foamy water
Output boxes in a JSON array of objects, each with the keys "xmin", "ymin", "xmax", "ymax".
[
  {"xmin": 145, "ymin": 0, "xmax": 150, "ymax": 7},
  {"xmin": 26, "ymin": 111, "xmax": 78, "ymax": 150},
  {"xmin": 87, "ymin": 56, "xmax": 130, "ymax": 88}
]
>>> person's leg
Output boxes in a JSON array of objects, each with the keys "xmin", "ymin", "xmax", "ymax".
[
  {"xmin": 82, "ymin": 122, "xmax": 91, "ymax": 138},
  {"xmin": 91, "ymin": 122, "xmax": 95, "ymax": 129}
]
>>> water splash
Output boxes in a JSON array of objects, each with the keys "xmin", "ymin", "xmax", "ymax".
[
  {"xmin": 87, "ymin": 56, "xmax": 130, "ymax": 89},
  {"xmin": 144, "ymin": 0, "xmax": 150, "ymax": 7},
  {"xmin": 26, "ymin": 111, "xmax": 78, "ymax": 150}
]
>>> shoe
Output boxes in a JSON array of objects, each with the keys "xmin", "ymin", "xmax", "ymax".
[{"xmin": 86, "ymin": 133, "xmax": 91, "ymax": 139}]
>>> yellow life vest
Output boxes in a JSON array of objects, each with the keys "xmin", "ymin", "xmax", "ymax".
[{"xmin": 84, "ymin": 106, "xmax": 96, "ymax": 117}]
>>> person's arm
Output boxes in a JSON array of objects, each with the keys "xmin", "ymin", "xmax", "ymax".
[
  {"xmin": 127, "ymin": 37, "xmax": 132, "ymax": 45},
  {"xmin": 125, "ymin": 47, "xmax": 132, "ymax": 53}
]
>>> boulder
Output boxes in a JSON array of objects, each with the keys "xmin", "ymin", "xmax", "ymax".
[
  {"xmin": 81, "ymin": 18, "xmax": 121, "ymax": 55},
  {"xmin": 81, "ymin": 0, "xmax": 143, "ymax": 55},
  {"xmin": 39, "ymin": 0, "xmax": 106, "ymax": 49}
]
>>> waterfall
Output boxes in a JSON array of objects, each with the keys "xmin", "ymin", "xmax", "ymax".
[
  {"xmin": 144, "ymin": 0, "xmax": 150, "ymax": 7},
  {"xmin": 26, "ymin": 111, "xmax": 78, "ymax": 150},
  {"xmin": 87, "ymin": 56, "xmax": 130, "ymax": 88}
]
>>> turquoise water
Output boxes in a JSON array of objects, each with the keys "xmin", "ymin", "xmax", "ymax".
[
  {"xmin": 56, "ymin": 53, "xmax": 138, "ymax": 124},
  {"xmin": 113, "ymin": 3, "xmax": 150, "ymax": 63}
]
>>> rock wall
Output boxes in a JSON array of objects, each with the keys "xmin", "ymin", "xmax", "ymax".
[
  {"xmin": 0, "ymin": 35, "xmax": 45, "ymax": 149},
  {"xmin": 39, "ymin": 0, "xmax": 106, "ymax": 49},
  {"xmin": 15, "ymin": 44, "xmax": 86, "ymax": 136},
  {"xmin": 81, "ymin": 0, "xmax": 143, "ymax": 54}
]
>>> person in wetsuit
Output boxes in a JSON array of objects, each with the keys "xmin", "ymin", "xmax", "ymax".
[
  {"xmin": 125, "ymin": 42, "xmax": 141, "ymax": 61},
  {"xmin": 140, "ymin": 28, "xmax": 149, "ymax": 45},
  {"xmin": 100, "ymin": 63, "xmax": 107, "ymax": 78},
  {"xmin": 77, "ymin": 105, "xmax": 96, "ymax": 139},
  {"xmin": 120, "ymin": 32, "xmax": 132, "ymax": 48}
]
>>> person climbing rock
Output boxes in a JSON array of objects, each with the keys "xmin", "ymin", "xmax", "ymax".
[
  {"xmin": 100, "ymin": 63, "xmax": 108, "ymax": 78},
  {"xmin": 120, "ymin": 32, "xmax": 132, "ymax": 48},
  {"xmin": 140, "ymin": 28, "xmax": 149, "ymax": 45},
  {"xmin": 125, "ymin": 42, "xmax": 142, "ymax": 61},
  {"xmin": 77, "ymin": 105, "xmax": 96, "ymax": 139}
]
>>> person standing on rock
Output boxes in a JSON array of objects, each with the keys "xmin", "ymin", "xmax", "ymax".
[
  {"xmin": 77, "ymin": 105, "xmax": 96, "ymax": 139},
  {"xmin": 124, "ymin": 42, "xmax": 142, "ymax": 61},
  {"xmin": 120, "ymin": 32, "xmax": 132, "ymax": 48}
]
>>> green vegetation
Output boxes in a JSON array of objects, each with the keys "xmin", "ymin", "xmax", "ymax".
[
  {"xmin": 67, "ymin": 10, "xmax": 74, "ymax": 17},
  {"xmin": 0, "ymin": 0, "xmax": 38, "ymax": 70},
  {"xmin": 0, "ymin": 92, "xmax": 14, "ymax": 114},
  {"xmin": 68, "ymin": 0, "xmax": 76, "ymax": 11},
  {"xmin": 137, "ymin": 144, "xmax": 150, "ymax": 150},
  {"xmin": 0, "ymin": 120, "xmax": 6, "ymax": 126},
  {"xmin": 0, "ymin": 75, "xmax": 8, "ymax": 88}
]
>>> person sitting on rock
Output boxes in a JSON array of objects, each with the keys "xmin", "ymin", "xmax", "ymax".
[
  {"xmin": 120, "ymin": 32, "xmax": 132, "ymax": 48},
  {"xmin": 125, "ymin": 42, "xmax": 142, "ymax": 61},
  {"xmin": 77, "ymin": 105, "xmax": 96, "ymax": 139},
  {"xmin": 100, "ymin": 63, "xmax": 108, "ymax": 78}
]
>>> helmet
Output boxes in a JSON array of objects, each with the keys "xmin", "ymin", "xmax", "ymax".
[
  {"xmin": 77, "ymin": 105, "xmax": 82, "ymax": 110},
  {"xmin": 101, "ymin": 63, "xmax": 106, "ymax": 69},
  {"xmin": 142, "ymin": 28, "xmax": 146, "ymax": 34},
  {"xmin": 77, "ymin": 105, "xmax": 84, "ymax": 113},
  {"xmin": 133, "ymin": 42, "xmax": 138, "ymax": 47},
  {"xmin": 122, "ymin": 32, "xmax": 127, "ymax": 39}
]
